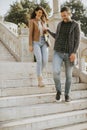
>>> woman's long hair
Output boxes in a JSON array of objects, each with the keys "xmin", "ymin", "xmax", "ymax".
[{"xmin": 30, "ymin": 6, "xmax": 48, "ymax": 20}]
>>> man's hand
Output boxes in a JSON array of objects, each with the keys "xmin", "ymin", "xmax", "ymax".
[
  {"xmin": 29, "ymin": 45, "xmax": 33, "ymax": 52},
  {"xmin": 69, "ymin": 53, "xmax": 76, "ymax": 62}
]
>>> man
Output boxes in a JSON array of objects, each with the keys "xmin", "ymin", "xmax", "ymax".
[{"xmin": 48, "ymin": 6, "xmax": 80, "ymax": 102}]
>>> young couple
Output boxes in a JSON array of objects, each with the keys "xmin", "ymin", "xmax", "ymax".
[{"xmin": 29, "ymin": 6, "xmax": 80, "ymax": 102}]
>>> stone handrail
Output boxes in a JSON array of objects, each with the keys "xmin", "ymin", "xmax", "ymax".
[
  {"xmin": 79, "ymin": 36, "xmax": 87, "ymax": 72},
  {"xmin": 73, "ymin": 35, "xmax": 87, "ymax": 83},
  {"xmin": 3, "ymin": 21, "xmax": 18, "ymax": 34},
  {"xmin": 0, "ymin": 21, "xmax": 34, "ymax": 62}
]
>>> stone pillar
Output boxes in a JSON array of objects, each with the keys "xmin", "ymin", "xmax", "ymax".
[
  {"xmin": 48, "ymin": 0, "xmax": 61, "ymax": 61},
  {"xmin": 53, "ymin": 0, "xmax": 60, "ymax": 18},
  {"xmin": 50, "ymin": 0, "xmax": 61, "ymax": 27}
]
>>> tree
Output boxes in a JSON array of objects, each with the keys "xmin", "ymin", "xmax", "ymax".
[
  {"xmin": 62, "ymin": 0, "xmax": 87, "ymax": 36},
  {"xmin": 39, "ymin": 0, "xmax": 51, "ymax": 15},
  {"xmin": 4, "ymin": 0, "xmax": 51, "ymax": 26}
]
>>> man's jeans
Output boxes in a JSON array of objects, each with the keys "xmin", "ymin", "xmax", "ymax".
[
  {"xmin": 33, "ymin": 36, "xmax": 48, "ymax": 76},
  {"xmin": 53, "ymin": 51, "xmax": 74, "ymax": 96}
]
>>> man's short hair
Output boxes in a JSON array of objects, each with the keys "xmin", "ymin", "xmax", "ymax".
[{"xmin": 61, "ymin": 6, "xmax": 71, "ymax": 13}]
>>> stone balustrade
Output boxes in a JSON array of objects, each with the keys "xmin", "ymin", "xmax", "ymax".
[
  {"xmin": 3, "ymin": 21, "xmax": 18, "ymax": 34},
  {"xmin": 72, "ymin": 35, "xmax": 87, "ymax": 83},
  {"xmin": 0, "ymin": 21, "xmax": 34, "ymax": 62},
  {"xmin": 79, "ymin": 36, "xmax": 87, "ymax": 72}
]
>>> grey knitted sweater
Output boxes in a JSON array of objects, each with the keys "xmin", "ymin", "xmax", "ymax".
[{"xmin": 48, "ymin": 20, "xmax": 80, "ymax": 55}]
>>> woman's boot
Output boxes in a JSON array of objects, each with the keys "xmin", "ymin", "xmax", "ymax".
[{"xmin": 38, "ymin": 76, "xmax": 45, "ymax": 87}]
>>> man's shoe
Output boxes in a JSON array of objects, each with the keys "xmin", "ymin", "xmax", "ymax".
[
  {"xmin": 56, "ymin": 91, "xmax": 62, "ymax": 102},
  {"xmin": 65, "ymin": 95, "xmax": 71, "ymax": 102}
]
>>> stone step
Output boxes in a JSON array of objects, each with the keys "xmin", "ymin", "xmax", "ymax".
[
  {"xmin": 0, "ymin": 62, "xmax": 59, "ymax": 74},
  {"xmin": 0, "ymin": 72, "xmax": 65, "ymax": 79},
  {"xmin": 0, "ymin": 52, "xmax": 11, "ymax": 54},
  {"xmin": 0, "ymin": 90, "xmax": 87, "ymax": 107},
  {"xmin": 49, "ymin": 122, "xmax": 87, "ymax": 130},
  {"xmin": 0, "ymin": 70, "xmax": 78, "ymax": 79},
  {"xmin": 0, "ymin": 110, "xmax": 87, "ymax": 130},
  {"xmin": 0, "ymin": 57, "xmax": 16, "ymax": 61},
  {"xmin": 0, "ymin": 62, "xmax": 78, "ymax": 80},
  {"xmin": 0, "ymin": 58, "xmax": 16, "ymax": 63},
  {"xmin": 0, "ymin": 57, "xmax": 15, "ymax": 59},
  {"xmin": 0, "ymin": 83, "xmax": 86, "ymax": 97},
  {"xmin": 0, "ymin": 56, "xmax": 15, "ymax": 58},
  {"xmin": 0, "ymin": 77, "xmax": 79, "ymax": 89},
  {"xmin": 0, "ymin": 53, "xmax": 15, "ymax": 55},
  {"xmin": 0, "ymin": 62, "xmax": 79, "ymax": 80},
  {"xmin": 0, "ymin": 99, "xmax": 87, "ymax": 122},
  {"xmin": 0, "ymin": 54, "xmax": 15, "ymax": 56}
]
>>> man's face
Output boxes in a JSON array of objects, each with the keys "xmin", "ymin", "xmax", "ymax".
[{"xmin": 61, "ymin": 11, "xmax": 70, "ymax": 22}]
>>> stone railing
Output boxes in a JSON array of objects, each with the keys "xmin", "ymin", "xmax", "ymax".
[
  {"xmin": 73, "ymin": 35, "xmax": 87, "ymax": 83},
  {"xmin": 3, "ymin": 21, "xmax": 18, "ymax": 35},
  {"xmin": 79, "ymin": 36, "xmax": 87, "ymax": 72},
  {"xmin": 0, "ymin": 21, "xmax": 34, "ymax": 62}
]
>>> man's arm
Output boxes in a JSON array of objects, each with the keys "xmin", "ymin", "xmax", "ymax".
[
  {"xmin": 70, "ymin": 23, "xmax": 80, "ymax": 62},
  {"xmin": 73, "ymin": 23, "xmax": 80, "ymax": 53},
  {"xmin": 47, "ymin": 23, "xmax": 60, "ymax": 39},
  {"xmin": 47, "ymin": 30, "xmax": 56, "ymax": 39}
]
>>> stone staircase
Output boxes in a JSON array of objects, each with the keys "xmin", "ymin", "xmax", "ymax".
[
  {"xmin": 0, "ymin": 41, "xmax": 16, "ymax": 62},
  {"xmin": 0, "ymin": 62, "xmax": 87, "ymax": 130}
]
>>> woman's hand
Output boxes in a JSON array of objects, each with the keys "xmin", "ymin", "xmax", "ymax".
[
  {"xmin": 45, "ymin": 27, "xmax": 49, "ymax": 31},
  {"xmin": 69, "ymin": 53, "xmax": 76, "ymax": 62},
  {"xmin": 43, "ymin": 28, "xmax": 50, "ymax": 34},
  {"xmin": 29, "ymin": 45, "xmax": 33, "ymax": 52},
  {"xmin": 43, "ymin": 29, "xmax": 47, "ymax": 34}
]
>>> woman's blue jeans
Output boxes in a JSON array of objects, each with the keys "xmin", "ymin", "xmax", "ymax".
[
  {"xmin": 53, "ymin": 51, "xmax": 74, "ymax": 96},
  {"xmin": 33, "ymin": 36, "xmax": 48, "ymax": 77}
]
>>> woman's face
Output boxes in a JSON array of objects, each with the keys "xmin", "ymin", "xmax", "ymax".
[{"xmin": 35, "ymin": 10, "xmax": 43, "ymax": 18}]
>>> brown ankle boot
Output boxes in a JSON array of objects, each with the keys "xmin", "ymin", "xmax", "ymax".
[{"xmin": 38, "ymin": 76, "xmax": 45, "ymax": 87}]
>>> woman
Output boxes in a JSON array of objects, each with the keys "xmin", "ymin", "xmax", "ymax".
[{"xmin": 29, "ymin": 6, "xmax": 49, "ymax": 87}]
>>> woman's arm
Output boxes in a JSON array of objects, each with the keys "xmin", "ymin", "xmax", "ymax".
[
  {"xmin": 29, "ymin": 20, "xmax": 34, "ymax": 52},
  {"xmin": 73, "ymin": 23, "xmax": 80, "ymax": 53},
  {"xmin": 29, "ymin": 20, "xmax": 34, "ymax": 46},
  {"xmin": 47, "ymin": 23, "xmax": 61, "ymax": 39}
]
